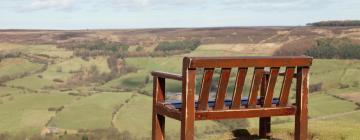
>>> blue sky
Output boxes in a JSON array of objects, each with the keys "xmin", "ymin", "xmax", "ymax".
[{"xmin": 0, "ymin": 0, "xmax": 359, "ymax": 29}]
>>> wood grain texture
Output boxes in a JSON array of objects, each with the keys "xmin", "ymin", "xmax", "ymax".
[
  {"xmin": 188, "ymin": 56, "xmax": 312, "ymax": 68},
  {"xmin": 248, "ymin": 68, "xmax": 264, "ymax": 108},
  {"xmin": 295, "ymin": 67, "xmax": 309, "ymax": 140},
  {"xmin": 181, "ymin": 57, "xmax": 196, "ymax": 140},
  {"xmin": 279, "ymin": 67, "xmax": 295, "ymax": 106},
  {"xmin": 214, "ymin": 68, "xmax": 231, "ymax": 110},
  {"xmin": 231, "ymin": 68, "xmax": 248, "ymax": 109},
  {"xmin": 263, "ymin": 67, "xmax": 280, "ymax": 107},
  {"xmin": 152, "ymin": 77, "xmax": 165, "ymax": 140},
  {"xmin": 198, "ymin": 68, "xmax": 214, "ymax": 110}
]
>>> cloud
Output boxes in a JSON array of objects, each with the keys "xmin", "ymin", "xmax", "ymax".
[
  {"xmin": 20, "ymin": 0, "xmax": 75, "ymax": 11},
  {"xmin": 112, "ymin": 0, "xmax": 207, "ymax": 11},
  {"xmin": 111, "ymin": 0, "xmax": 343, "ymax": 12}
]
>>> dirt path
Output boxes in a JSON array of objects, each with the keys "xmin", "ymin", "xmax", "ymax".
[{"xmin": 111, "ymin": 93, "xmax": 137, "ymax": 128}]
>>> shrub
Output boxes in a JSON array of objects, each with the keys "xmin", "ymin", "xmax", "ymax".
[
  {"xmin": 48, "ymin": 106, "xmax": 64, "ymax": 112},
  {"xmin": 309, "ymin": 82, "xmax": 323, "ymax": 93},
  {"xmin": 274, "ymin": 37, "xmax": 360, "ymax": 59},
  {"xmin": 305, "ymin": 38, "xmax": 360, "ymax": 59},
  {"xmin": 155, "ymin": 39, "xmax": 201, "ymax": 52},
  {"xmin": 339, "ymin": 83, "xmax": 350, "ymax": 89},
  {"xmin": 273, "ymin": 38, "xmax": 314, "ymax": 56}
]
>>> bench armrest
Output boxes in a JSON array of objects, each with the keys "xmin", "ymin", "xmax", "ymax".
[{"xmin": 151, "ymin": 71, "xmax": 183, "ymax": 81}]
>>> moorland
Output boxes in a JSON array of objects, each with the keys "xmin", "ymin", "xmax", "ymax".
[{"xmin": 0, "ymin": 26, "xmax": 360, "ymax": 139}]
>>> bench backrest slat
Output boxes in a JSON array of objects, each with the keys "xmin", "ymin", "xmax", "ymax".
[
  {"xmin": 230, "ymin": 68, "xmax": 248, "ymax": 109},
  {"xmin": 248, "ymin": 68, "xmax": 264, "ymax": 108},
  {"xmin": 263, "ymin": 67, "xmax": 280, "ymax": 107},
  {"xmin": 214, "ymin": 68, "xmax": 231, "ymax": 110},
  {"xmin": 197, "ymin": 68, "xmax": 214, "ymax": 110},
  {"xmin": 278, "ymin": 67, "xmax": 296, "ymax": 106}
]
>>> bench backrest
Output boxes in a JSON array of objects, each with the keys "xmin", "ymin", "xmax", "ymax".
[{"xmin": 181, "ymin": 56, "xmax": 312, "ymax": 111}]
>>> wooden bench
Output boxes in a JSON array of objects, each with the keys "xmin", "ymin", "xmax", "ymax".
[{"xmin": 151, "ymin": 56, "xmax": 312, "ymax": 140}]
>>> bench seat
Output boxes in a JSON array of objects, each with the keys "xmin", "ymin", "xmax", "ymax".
[{"xmin": 165, "ymin": 97, "xmax": 280, "ymax": 109}]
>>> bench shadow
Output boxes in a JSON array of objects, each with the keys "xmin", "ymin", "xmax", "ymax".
[{"xmin": 230, "ymin": 129, "xmax": 281, "ymax": 140}]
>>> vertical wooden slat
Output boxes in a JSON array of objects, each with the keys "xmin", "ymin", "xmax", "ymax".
[
  {"xmin": 248, "ymin": 67, "xmax": 264, "ymax": 108},
  {"xmin": 263, "ymin": 67, "xmax": 280, "ymax": 107},
  {"xmin": 259, "ymin": 73, "xmax": 271, "ymax": 138},
  {"xmin": 295, "ymin": 67, "xmax": 309, "ymax": 140},
  {"xmin": 278, "ymin": 67, "xmax": 295, "ymax": 106},
  {"xmin": 198, "ymin": 68, "xmax": 214, "ymax": 110},
  {"xmin": 214, "ymin": 68, "xmax": 231, "ymax": 110},
  {"xmin": 152, "ymin": 77, "xmax": 165, "ymax": 140},
  {"xmin": 181, "ymin": 66, "xmax": 196, "ymax": 140},
  {"xmin": 231, "ymin": 68, "xmax": 248, "ymax": 109}
]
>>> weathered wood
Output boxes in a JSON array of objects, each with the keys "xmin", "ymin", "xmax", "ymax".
[
  {"xmin": 214, "ymin": 68, "xmax": 231, "ymax": 110},
  {"xmin": 263, "ymin": 67, "xmax": 280, "ymax": 107},
  {"xmin": 195, "ymin": 106, "xmax": 296, "ymax": 120},
  {"xmin": 295, "ymin": 67, "xmax": 309, "ymax": 140},
  {"xmin": 152, "ymin": 77, "xmax": 165, "ymax": 140},
  {"xmin": 181, "ymin": 57, "xmax": 196, "ymax": 140},
  {"xmin": 279, "ymin": 67, "xmax": 295, "ymax": 106},
  {"xmin": 151, "ymin": 56, "xmax": 312, "ymax": 140},
  {"xmin": 259, "ymin": 72, "xmax": 271, "ymax": 138},
  {"xmin": 156, "ymin": 102, "xmax": 182, "ymax": 121},
  {"xmin": 248, "ymin": 68, "xmax": 264, "ymax": 108},
  {"xmin": 151, "ymin": 71, "xmax": 182, "ymax": 81},
  {"xmin": 231, "ymin": 68, "xmax": 248, "ymax": 109},
  {"xmin": 188, "ymin": 56, "xmax": 312, "ymax": 68},
  {"xmin": 198, "ymin": 68, "xmax": 214, "ymax": 110}
]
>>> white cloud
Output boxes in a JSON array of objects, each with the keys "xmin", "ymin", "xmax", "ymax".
[
  {"xmin": 21, "ymin": 0, "xmax": 75, "ymax": 11},
  {"xmin": 112, "ymin": 0, "xmax": 206, "ymax": 11}
]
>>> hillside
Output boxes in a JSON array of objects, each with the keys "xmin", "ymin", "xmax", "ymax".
[{"xmin": 0, "ymin": 27, "xmax": 360, "ymax": 139}]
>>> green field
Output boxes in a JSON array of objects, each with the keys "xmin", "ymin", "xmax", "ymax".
[
  {"xmin": 50, "ymin": 92, "xmax": 134, "ymax": 130},
  {"xmin": 0, "ymin": 42, "xmax": 360, "ymax": 139},
  {"xmin": 0, "ymin": 93, "xmax": 75, "ymax": 135},
  {"xmin": 0, "ymin": 58, "xmax": 44, "ymax": 78}
]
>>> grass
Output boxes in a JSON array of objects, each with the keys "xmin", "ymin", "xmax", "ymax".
[
  {"xmin": 0, "ymin": 43, "xmax": 26, "ymax": 52},
  {"xmin": 6, "ymin": 75, "xmax": 55, "ymax": 90},
  {"xmin": 5, "ymin": 56, "xmax": 111, "ymax": 90},
  {"xmin": 0, "ymin": 58, "xmax": 43, "ymax": 78},
  {"xmin": 308, "ymin": 93, "xmax": 358, "ymax": 118},
  {"xmin": 21, "ymin": 45, "xmax": 73, "ymax": 59},
  {"xmin": 125, "ymin": 57, "xmax": 183, "ymax": 73},
  {"xmin": 50, "ymin": 92, "xmax": 134, "ymax": 130},
  {"xmin": 114, "ymin": 93, "xmax": 228, "ymax": 140},
  {"xmin": 0, "ymin": 93, "xmax": 75, "ymax": 135}
]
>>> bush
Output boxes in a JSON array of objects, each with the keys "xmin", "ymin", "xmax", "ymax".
[
  {"xmin": 274, "ymin": 37, "xmax": 360, "ymax": 59},
  {"xmin": 273, "ymin": 38, "xmax": 314, "ymax": 56},
  {"xmin": 305, "ymin": 38, "xmax": 360, "ymax": 59},
  {"xmin": 155, "ymin": 39, "xmax": 201, "ymax": 52},
  {"xmin": 48, "ymin": 106, "xmax": 64, "ymax": 112},
  {"xmin": 309, "ymin": 82, "xmax": 323, "ymax": 93}
]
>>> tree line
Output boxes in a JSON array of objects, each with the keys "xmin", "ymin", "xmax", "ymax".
[
  {"xmin": 274, "ymin": 37, "xmax": 360, "ymax": 59},
  {"xmin": 307, "ymin": 20, "xmax": 360, "ymax": 26}
]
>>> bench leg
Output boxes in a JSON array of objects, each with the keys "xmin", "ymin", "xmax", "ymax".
[
  {"xmin": 259, "ymin": 117, "xmax": 271, "ymax": 138},
  {"xmin": 152, "ymin": 113, "xmax": 165, "ymax": 140},
  {"xmin": 295, "ymin": 110, "xmax": 307, "ymax": 140},
  {"xmin": 181, "ymin": 118, "xmax": 194, "ymax": 140}
]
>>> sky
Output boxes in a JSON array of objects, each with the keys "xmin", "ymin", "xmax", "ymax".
[{"xmin": 0, "ymin": 0, "xmax": 359, "ymax": 29}]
